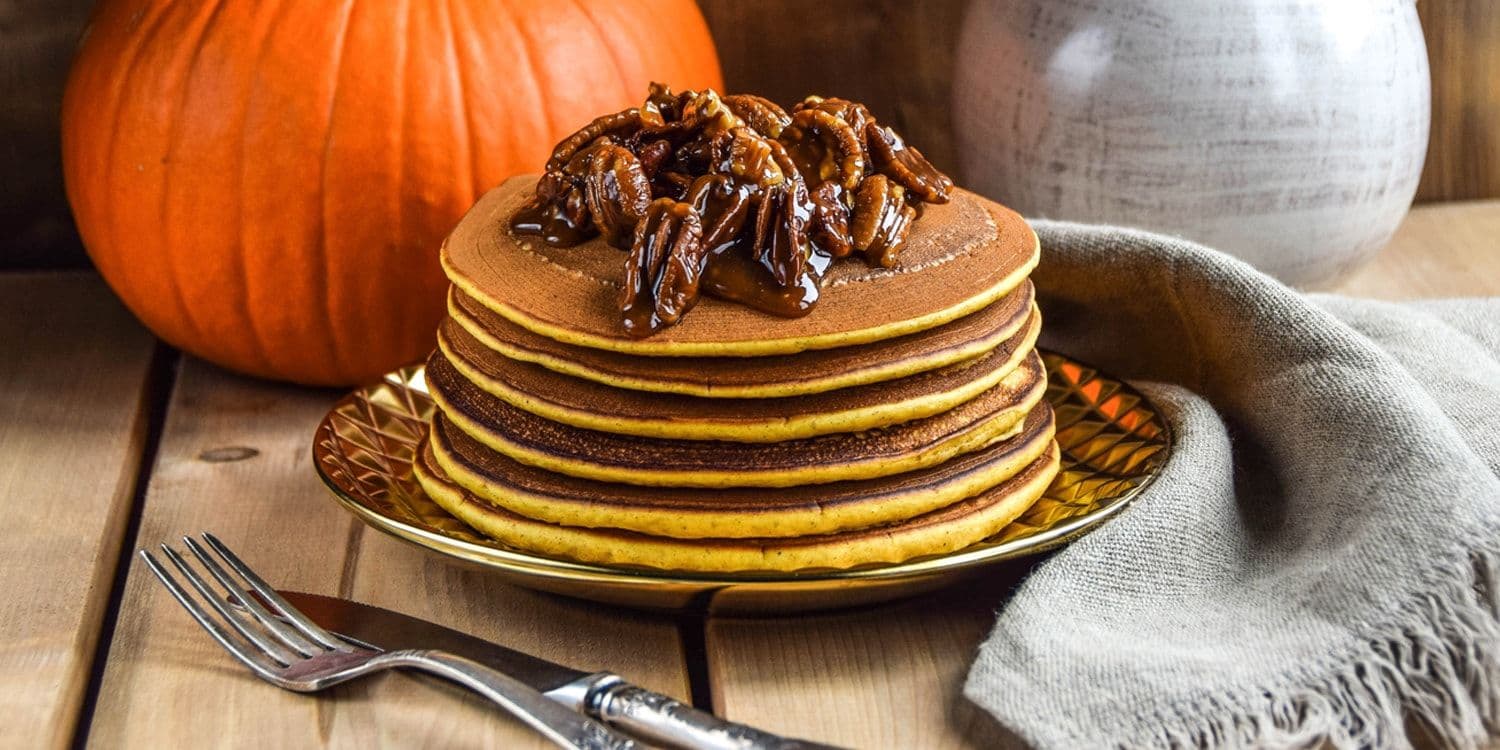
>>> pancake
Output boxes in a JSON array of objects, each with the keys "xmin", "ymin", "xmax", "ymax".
[
  {"xmin": 437, "ymin": 306, "xmax": 1040, "ymax": 442},
  {"xmin": 427, "ymin": 349, "xmax": 1049, "ymax": 487},
  {"xmin": 447, "ymin": 280, "xmax": 1035, "ymax": 398},
  {"xmin": 414, "ymin": 440, "xmax": 1061, "ymax": 572},
  {"xmin": 442, "ymin": 177, "xmax": 1039, "ymax": 356},
  {"xmin": 429, "ymin": 405, "xmax": 1056, "ymax": 538}
]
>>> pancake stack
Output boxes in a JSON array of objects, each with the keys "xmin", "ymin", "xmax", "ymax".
[{"xmin": 414, "ymin": 176, "xmax": 1057, "ymax": 572}]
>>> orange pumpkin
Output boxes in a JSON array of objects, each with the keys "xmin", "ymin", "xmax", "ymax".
[{"xmin": 62, "ymin": 1, "xmax": 722, "ymax": 386}]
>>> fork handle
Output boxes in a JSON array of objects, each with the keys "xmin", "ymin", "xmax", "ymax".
[
  {"xmin": 574, "ymin": 673, "xmax": 845, "ymax": 750},
  {"xmin": 384, "ymin": 650, "xmax": 637, "ymax": 750}
]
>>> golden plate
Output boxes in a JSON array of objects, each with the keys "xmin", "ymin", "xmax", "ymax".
[{"xmin": 312, "ymin": 351, "xmax": 1169, "ymax": 614}]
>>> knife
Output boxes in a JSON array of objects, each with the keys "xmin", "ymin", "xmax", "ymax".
[{"xmin": 277, "ymin": 591, "xmax": 842, "ymax": 750}]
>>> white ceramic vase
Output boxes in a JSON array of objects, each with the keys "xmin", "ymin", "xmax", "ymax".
[{"xmin": 953, "ymin": 0, "xmax": 1430, "ymax": 286}]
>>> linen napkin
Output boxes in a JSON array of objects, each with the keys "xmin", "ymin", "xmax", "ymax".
[{"xmin": 965, "ymin": 221, "xmax": 1500, "ymax": 749}]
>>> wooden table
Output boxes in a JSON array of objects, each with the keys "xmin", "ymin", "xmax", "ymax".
[{"xmin": 5, "ymin": 201, "xmax": 1497, "ymax": 749}]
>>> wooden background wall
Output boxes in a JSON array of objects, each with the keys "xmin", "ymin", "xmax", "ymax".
[
  {"xmin": 1, "ymin": 0, "xmax": 93, "ymax": 268},
  {"xmin": 699, "ymin": 0, "xmax": 1500, "ymax": 205},
  {"xmin": 3, "ymin": 0, "xmax": 1496, "ymax": 268},
  {"xmin": 1413, "ymin": 0, "xmax": 1500, "ymax": 203}
]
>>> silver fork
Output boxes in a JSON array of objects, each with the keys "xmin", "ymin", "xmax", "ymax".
[{"xmin": 139, "ymin": 533, "xmax": 636, "ymax": 750}]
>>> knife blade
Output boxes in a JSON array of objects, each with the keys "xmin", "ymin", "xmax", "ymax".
[
  {"xmin": 278, "ymin": 590, "xmax": 584, "ymax": 694},
  {"xmin": 276, "ymin": 591, "xmax": 842, "ymax": 750}
]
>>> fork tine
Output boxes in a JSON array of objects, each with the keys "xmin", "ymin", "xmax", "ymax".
[
  {"xmin": 200, "ymin": 533, "xmax": 344, "ymax": 650},
  {"xmin": 181, "ymin": 536, "xmax": 321, "ymax": 657},
  {"xmin": 138, "ymin": 550, "xmax": 283, "ymax": 680},
  {"xmin": 159, "ymin": 544, "xmax": 298, "ymax": 666}
]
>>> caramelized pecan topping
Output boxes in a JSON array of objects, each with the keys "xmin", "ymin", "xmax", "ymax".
[
  {"xmin": 851, "ymin": 175, "xmax": 917, "ymax": 268},
  {"xmin": 750, "ymin": 168, "xmax": 813, "ymax": 288},
  {"xmin": 546, "ymin": 109, "xmax": 652, "ymax": 173},
  {"xmin": 582, "ymin": 141, "xmax": 651, "ymax": 248},
  {"xmin": 633, "ymin": 139, "xmax": 673, "ymax": 178},
  {"xmin": 652, "ymin": 170, "xmax": 695, "ymax": 203},
  {"xmin": 511, "ymin": 83, "xmax": 953, "ymax": 336},
  {"xmin": 685, "ymin": 174, "xmax": 753, "ymax": 250},
  {"xmin": 866, "ymin": 124, "xmax": 953, "ymax": 204},
  {"xmin": 808, "ymin": 181, "xmax": 852, "ymax": 259},
  {"xmin": 621, "ymin": 199, "xmax": 707, "ymax": 336},
  {"xmin": 793, "ymin": 96, "xmax": 873, "ymax": 142},
  {"xmin": 643, "ymin": 81, "xmax": 682, "ymax": 122},
  {"xmin": 726, "ymin": 127, "xmax": 784, "ymax": 186},
  {"xmin": 723, "ymin": 94, "xmax": 792, "ymax": 138},
  {"xmin": 781, "ymin": 109, "xmax": 865, "ymax": 190}
]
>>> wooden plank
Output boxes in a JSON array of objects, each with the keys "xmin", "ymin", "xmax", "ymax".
[
  {"xmin": 704, "ymin": 200, "xmax": 1500, "ymax": 746},
  {"xmin": 87, "ymin": 359, "xmax": 691, "ymax": 747},
  {"xmin": 1332, "ymin": 200, "xmax": 1500, "ymax": 298},
  {"xmin": 706, "ymin": 573, "xmax": 1026, "ymax": 749},
  {"xmin": 0, "ymin": 272, "xmax": 156, "ymax": 749}
]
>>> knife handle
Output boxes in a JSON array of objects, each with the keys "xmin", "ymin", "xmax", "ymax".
[
  {"xmin": 392, "ymin": 652, "xmax": 639, "ymax": 750},
  {"xmin": 580, "ymin": 674, "xmax": 845, "ymax": 750}
]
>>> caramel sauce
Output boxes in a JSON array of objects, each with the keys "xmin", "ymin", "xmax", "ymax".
[
  {"xmin": 510, "ymin": 200, "xmax": 595, "ymax": 247},
  {"xmin": 702, "ymin": 241, "xmax": 830, "ymax": 318}
]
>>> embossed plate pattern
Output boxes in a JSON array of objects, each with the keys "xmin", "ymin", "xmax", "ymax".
[{"xmin": 313, "ymin": 351, "xmax": 1169, "ymax": 613}]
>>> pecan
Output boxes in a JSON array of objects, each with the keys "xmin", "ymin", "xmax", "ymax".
[
  {"xmin": 865, "ymin": 123, "xmax": 953, "ymax": 204},
  {"xmin": 546, "ymin": 109, "xmax": 649, "ymax": 173},
  {"xmin": 793, "ymin": 96, "xmax": 873, "ymax": 137},
  {"xmin": 685, "ymin": 174, "xmax": 754, "ymax": 250},
  {"xmin": 631, "ymin": 115, "xmax": 708, "ymax": 152},
  {"xmin": 723, "ymin": 94, "xmax": 791, "ymax": 138},
  {"xmin": 633, "ymin": 139, "xmax": 673, "ymax": 177},
  {"xmin": 850, "ymin": 174, "xmax": 917, "ymax": 268},
  {"xmin": 621, "ymin": 198, "xmax": 707, "ymax": 336},
  {"xmin": 643, "ymin": 81, "xmax": 680, "ymax": 121},
  {"xmin": 583, "ymin": 143, "xmax": 651, "ymax": 248},
  {"xmin": 750, "ymin": 177, "xmax": 813, "ymax": 288},
  {"xmin": 510, "ymin": 153, "xmax": 597, "ymax": 245},
  {"xmin": 533, "ymin": 168, "xmax": 577, "ymax": 202},
  {"xmin": 513, "ymin": 173, "xmax": 594, "ymax": 245},
  {"xmin": 652, "ymin": 170, "xmax": 695, "ymax": 202},
  {"xmin": 757, "ymin": 137, "xmax": 817, "ymax": 280},
  {"xmin": 795, "ymin": 94, "xmax": 826, "ymax": 110},
  {"xmin": 679, "ymin": 89, "xmax": 745, "ymax": 134},
  {"xmin": 668, "ymin": 127, "xmax": 732, "ymax": 178},
  {"xmin": 779, "ymin": 108, "xmax": 864, "ymax": 190},
  {"xmin": 724, "ymin": 127, "xmax": 785, "ymax": 187},
  {"xmin": 644, "ymin": 82, "xmax": 715, "ymax": 128},
  {"xmin": 809, "ymin": 181, "xmax": 853, "ymax": 258},
  {"xmin": 763, "ymin": 138, "xmax": 806, "ymax": 193}
]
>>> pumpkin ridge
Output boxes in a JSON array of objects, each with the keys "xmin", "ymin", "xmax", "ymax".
[
  {"xmin": 440, "ymin": 0, "xmax": 477, "ymax": 202},
  {"xmin": 392, "ymin": 0, "xmax": 415, "ymax": 370},
  {"xmin": 159, "ymin": 0, "xmax": 230, "ymax": 353},
  {"xmin": 499, "ymin": 4, "xmax": 557, "ymax": 140},
  {"xmin": 446, "ymin": 0, "xmax": 485, "ymax": 200},
  {"xmin": 234, "ymin": 3, "xmax": 284, "ymax": 375},
  {"xmin": 570, "ymin": 0, "xmax": 633, "ymax": 105},
  {"xmin": 88, "ymin": 2, "xmax": 171, "ymax": 326},
  {"xmin": 602, "ymin": 1, "xmax": 716, "ymax": 92},
  {"xmin": 316, "ymin": 0, "xmax": 360, "ymax": 380}
]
